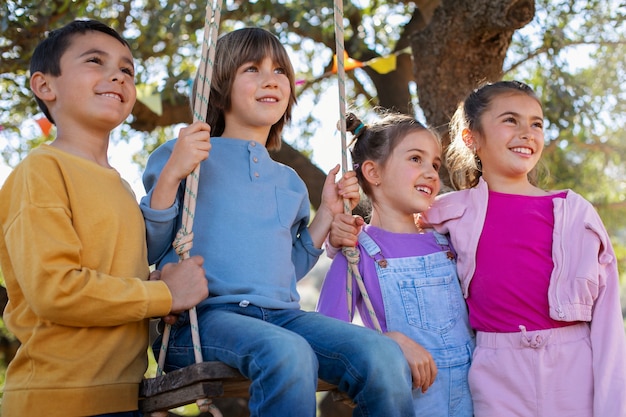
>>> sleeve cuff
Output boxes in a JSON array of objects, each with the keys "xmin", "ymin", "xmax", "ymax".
[{"xmin": 144, "ymin": 280, "xmax": 173, "ymax": 318}]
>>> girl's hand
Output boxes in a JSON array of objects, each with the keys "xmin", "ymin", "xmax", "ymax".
[
  {"xmin": 329, "ymin": 213, "xmax": 364, "ymax": 248},
  {"xmin": 309, "ymin": 166, "xmax": 361, "ymax": 249},
  {"xmin": 164, "ymin": 121, "xmax": 212, "ymax": 182},
  {"xmin": 385, "ymin": 331, "xmax": 438, "ymax": 393}
]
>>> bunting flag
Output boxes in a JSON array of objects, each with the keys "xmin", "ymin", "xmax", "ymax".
[
  {"xmin": 331, "ymin": 51, "xmax": 364, "ymax": 73},
  {"xmin": 365, "ymin": 54, "xmax": 397, "ymax": 75},
  {"xmin": 298, "ymin": 46, "xmax": 412, "ymax": 86},
  {"xmin": 136, "ymin": 84, "xmax": 163, "ymax": 116},
  {"xmin": 35, "ymin": 117, "xmax": 53, "ymax": 136}
]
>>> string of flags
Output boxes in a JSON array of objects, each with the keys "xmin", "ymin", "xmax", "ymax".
[
  {"xmin": 296, "ymin": 46, "xmax": 412, "ymax": 86},
  {"xmin": 26, "ymin": 46, "xmax": 413, "ymax": 133},
  {"xmin": 133, "ymin": 47, "xmax": 413, "ymax": 116},
  {"xmin": 336, "ymin": 46, "xmax": 411, "ymax": 75}
]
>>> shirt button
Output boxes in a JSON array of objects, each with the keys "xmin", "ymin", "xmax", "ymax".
[
  {"xmin": 254, "ymin": 172, "xmax": 260, "ymax": 177},
  {"xmin": 253, "ymin": 157, "xmax": 258, "ymax": 163},
  {"xmin": 250, "ymin": 142, "xmax": 256, "ymax": 147}
]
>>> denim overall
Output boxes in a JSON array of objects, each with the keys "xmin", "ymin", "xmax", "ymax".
[{"xmin": 358, "ymin": 230, "xmax": 475, "ymax": 417}]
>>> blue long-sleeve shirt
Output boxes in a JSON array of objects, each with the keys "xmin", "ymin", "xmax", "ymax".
[{"xmin": 140, "ymin": 137, "xmax": 323, "ymax": 309}]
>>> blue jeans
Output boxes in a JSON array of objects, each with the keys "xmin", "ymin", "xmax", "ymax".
[{"xmin": 156, "ymin": 303, "xmax": 416, "ymax": 417}]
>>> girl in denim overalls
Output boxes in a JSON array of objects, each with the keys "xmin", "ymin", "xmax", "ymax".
[{"xmin": 318, "ymin": 112, "xmax": 475, "ymax": 417}]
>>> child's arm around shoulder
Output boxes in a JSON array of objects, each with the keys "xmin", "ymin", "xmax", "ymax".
[{"xmin": 308, "ymin": 166, "xmax": 360, "ymax": 248}]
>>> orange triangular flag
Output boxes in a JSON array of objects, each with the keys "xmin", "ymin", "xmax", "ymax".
[
  {"xmin": 332, "ymin": 51, "xmax": 364, "ymax": 73},
  {"xmin": 35, "ymin": 117, "xmax": 53, "ymax": 136}
]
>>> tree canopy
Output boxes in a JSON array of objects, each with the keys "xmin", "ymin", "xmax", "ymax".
[{"xmin": 1, "ymin": 0, "xmax": 625, "ymax": 234}]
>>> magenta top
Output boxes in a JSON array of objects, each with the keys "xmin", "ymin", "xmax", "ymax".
[{"xmin": 467, "ymin": 190, "xmax": 570, "ymax": 332}]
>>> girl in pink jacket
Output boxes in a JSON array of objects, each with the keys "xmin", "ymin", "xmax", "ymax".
[{"xmin": 421, "ymin": 80, "xmax": 626, "ymax": 416}]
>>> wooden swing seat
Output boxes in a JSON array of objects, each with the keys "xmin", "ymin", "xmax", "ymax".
[{"xmin": 139, "ymin": 361, "xmax": 338, "ymax": 413}]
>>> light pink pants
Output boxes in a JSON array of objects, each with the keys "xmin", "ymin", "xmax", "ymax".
[{"xmin": 469, "ymin": 323, "xmax": 593, "ymax": 417}]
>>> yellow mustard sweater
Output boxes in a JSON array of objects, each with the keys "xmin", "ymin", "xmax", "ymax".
[{"xmin": 0, "ymin": 145, "xmax": 172, "ymax": 417}]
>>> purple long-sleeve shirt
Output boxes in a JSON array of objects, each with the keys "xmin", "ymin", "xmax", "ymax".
[{"xmin": 317, "ymin": 224, "xmax": 444, "ymax": 332}]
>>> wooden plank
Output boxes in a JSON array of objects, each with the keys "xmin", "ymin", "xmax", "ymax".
[
  {"xmin": 140, "ymin": 362, "xmax": 245, "ymax": 397},
  {"xmin": 139, "ymin": 362, "xmax": 341, "ymax": 413},
  {"xmin": 140, "ymin": 381, "xmax": 224, "ymax": 413}
]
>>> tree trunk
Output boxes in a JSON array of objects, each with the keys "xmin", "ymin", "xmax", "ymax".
[{"xmin": 410, "ymin": 0, "xmax": 535, "ymax": 142}]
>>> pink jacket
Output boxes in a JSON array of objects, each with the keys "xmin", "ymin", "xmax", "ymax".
[{"xmin": 422, "ymin": 177, "xmax": 626, "ymax": 417}]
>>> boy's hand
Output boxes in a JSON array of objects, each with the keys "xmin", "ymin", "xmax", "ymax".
[
  {"xmin": 385, "ymin": 331, "xmax": 438, "ymax": 393},
  {"xmin": 320, "ymin": 165, "xmax": 360, "ymax": 217},
  {"xmin": 160, "ymin": 256, "xmax": 208, "ymax": 313},
  {"xmin": 151, "ymin": 121, "xmax": 211, "ymax": 210},
  {"xmin": 329, "ymin": 213, "xmax": 364, "ymax": 248},
  {"xmin": 337, "ymin": 169, "xmax": 360, "ymax": 211},
  {"xmin": 164, "ymin": 121, "xmax": 212, "ymax": 182}
]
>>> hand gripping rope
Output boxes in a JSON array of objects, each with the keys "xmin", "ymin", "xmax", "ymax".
[
  {"xmin": 150, "ymin": 1, "xmax": 223, "ymax": 416},
  {"xmin": 333, "ymin": 0, "xmax": 382, "ymax": 333}
]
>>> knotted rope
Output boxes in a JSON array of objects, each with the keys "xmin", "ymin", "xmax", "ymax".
[
  {"xmin": 333, "ymin": 0, "xmax": 382, "ymax": 334},
  {"xmin": 151, "ymin": 1, "xmax": 223, "ymax": 416}
]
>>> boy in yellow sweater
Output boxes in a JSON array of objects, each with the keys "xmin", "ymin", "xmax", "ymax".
[{"xmin": 0, "ymin": 19, "xmax": 209, "ymax": 417}]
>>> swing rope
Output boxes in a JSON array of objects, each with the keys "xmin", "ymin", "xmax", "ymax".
[
  {"xmin": 151, "ymin": 1, "xmax": 223, "ymax": 416},
  {"xmin": 333, "ymin": 0, "xmax": 382, "ymax": 334}
]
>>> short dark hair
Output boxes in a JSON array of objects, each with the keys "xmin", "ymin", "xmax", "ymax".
[{"xmin": 30, "ymin": 19, "xmax": 130, "ymax": 124}]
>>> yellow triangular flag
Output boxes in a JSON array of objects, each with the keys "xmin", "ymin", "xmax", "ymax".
[
  {"xmin": 365, "ymin": 54, "xmax": 397, "ymax": 74},
  {"xmin": 136, "ymin": 84, "xmax": 163, "ymax": 116}
]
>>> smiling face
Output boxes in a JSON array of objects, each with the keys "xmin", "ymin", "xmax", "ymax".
[
  {"xmin": 374, "ymin": 130, "xmax": 442, "ymax": 219},
  {"xmin": 222, "ymin": 56, "xmax": 291, "ymax": 145},
  {"xmin": 43, "ymin": 31, "xmax": 136, "ymax": 132},
  {"xmin": 473, "ymin": 92, "xmax": 544, "ymax": 188}
]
